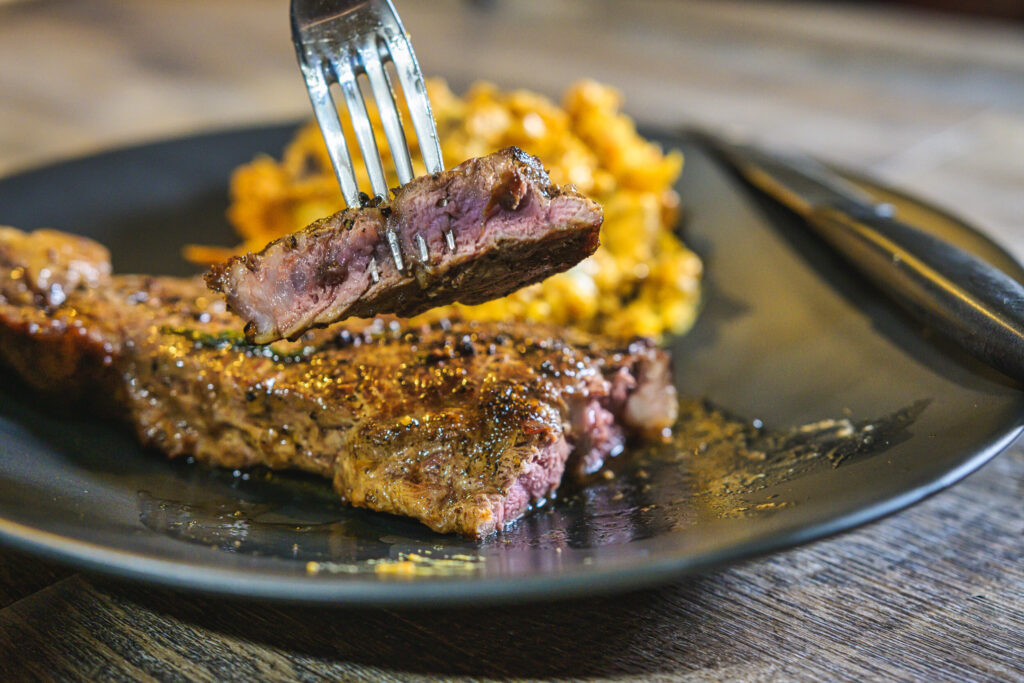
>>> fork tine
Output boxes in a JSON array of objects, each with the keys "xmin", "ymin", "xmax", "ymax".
[
  {"xmin": 333, "ymin": 56, "xmax": 406, "ymax": 271},
  {"xmin": 332, "ymin": 58, "xmax": 390, "ymax": 201},
  {"xmin": 384, "ymin": 36, "xmax": 444, "ymax": 175},
  {"xmin": 359, "ymin": 35, "xmax": 414, "ymax": 186},
  {"xmin": 382, "ymin": 31, "xmax": 455, "ymax": 255},
  {"xmin": 300, "ymin": 59, "xmax": 361, "ymax": 208}
]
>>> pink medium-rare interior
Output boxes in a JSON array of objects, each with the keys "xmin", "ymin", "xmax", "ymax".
[{"xmin": 485, "ymin": 436, "xmax": 569, "ymax": 534}]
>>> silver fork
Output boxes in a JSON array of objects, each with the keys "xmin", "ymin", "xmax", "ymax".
[{"xmin": 291, "ymin": 0, "xmax": 450, "ymax": 275}]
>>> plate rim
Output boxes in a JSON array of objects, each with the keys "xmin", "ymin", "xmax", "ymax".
[
  {"xmin": 1, "ymin": 421, "xmax": 1020, "ymax": 607},
  {"xmin": 0, "ymin": 123, "xmax": 1021, "ymax": 606}
]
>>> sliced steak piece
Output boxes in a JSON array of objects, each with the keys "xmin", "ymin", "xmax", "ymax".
[
  {"xmin": 205, "ymin": 147, "xmax": 603, "ymax": 344},
  {"xmin": 0, "ymin": 228, "xmax": 676, "ymax": 537}
]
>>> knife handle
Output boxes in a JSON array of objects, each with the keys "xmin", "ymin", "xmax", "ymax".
[{"xmin": 808, "ymin": 200, "xmax": 1024, "ymax": 384}]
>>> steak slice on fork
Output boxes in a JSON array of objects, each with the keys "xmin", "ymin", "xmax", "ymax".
[{"xmin": 205, "ymin": 147, "xmax": 603, "ymax": 344}]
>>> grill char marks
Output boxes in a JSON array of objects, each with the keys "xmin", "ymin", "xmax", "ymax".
[
  {"xmin": 205, "ymin": 147, "xmax": 603, "ymax": 344},
  {"xmin": 0, "ymin": 228, "xmax": 676, "ymax": 537}
]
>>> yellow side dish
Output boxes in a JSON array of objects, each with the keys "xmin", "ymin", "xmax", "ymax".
[{"xmin": 193, "ymin": 79, "xmax": 702, "ymax": 340}]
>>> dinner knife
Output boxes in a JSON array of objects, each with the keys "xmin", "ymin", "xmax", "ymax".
[{"xmin": 690, "ymin": 131, "xmax": 1024, "ymax": 385}]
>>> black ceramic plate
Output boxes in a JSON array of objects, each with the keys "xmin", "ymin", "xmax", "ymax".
[{"xmin": 0, "ymin": 126, "xmax": 1021, "ymax": 606}]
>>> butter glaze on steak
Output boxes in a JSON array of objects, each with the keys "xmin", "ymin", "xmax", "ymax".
[
  {"xmin": 0, "ymin": 228, "xmax": 676, "ymax": 537},
  {"xmin": 205, "ymin": 147, "xmax": 603, "ymax": 344}
]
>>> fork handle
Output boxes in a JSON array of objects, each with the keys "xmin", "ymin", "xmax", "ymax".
[{"xmin": 808, "ymin": 199, "xmax": 1024, "ymax": 384}]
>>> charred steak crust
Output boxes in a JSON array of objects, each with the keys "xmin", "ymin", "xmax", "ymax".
[
  {"xmin": 1, "ymin": 228, "xmax": 676, "ymax": 537},
  {"xmin": 206, "ymin": 147, "xmax": 604, "ymax": 344}
]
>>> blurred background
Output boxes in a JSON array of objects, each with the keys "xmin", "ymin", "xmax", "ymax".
[{"xmin": 0, "ymin": 0, "xmax": 1022, "ymax": 254}]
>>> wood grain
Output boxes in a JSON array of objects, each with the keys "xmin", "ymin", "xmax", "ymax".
[{"xmin": 0, "ymin": 1, "xmax": 1022, "ymax": 680}]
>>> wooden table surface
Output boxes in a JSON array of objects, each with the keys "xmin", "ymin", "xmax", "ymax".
[{"xmin": 1, "ymin": 1, "xmax": 1022, "ymax": 680}]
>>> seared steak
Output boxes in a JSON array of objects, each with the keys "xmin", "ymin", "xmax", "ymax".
[
  {"xmin": 0, "ymin": 228, "xmax": 675, "ymax": 537},
  {"xmin": 206, "ymin": 147, "xmax": 603, "ymax": 344}
]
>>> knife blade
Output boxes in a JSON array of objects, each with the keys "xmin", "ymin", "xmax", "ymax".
[{"xmin": 691, "ymin": 130, "xmax": 1024, "ymax": 385}]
